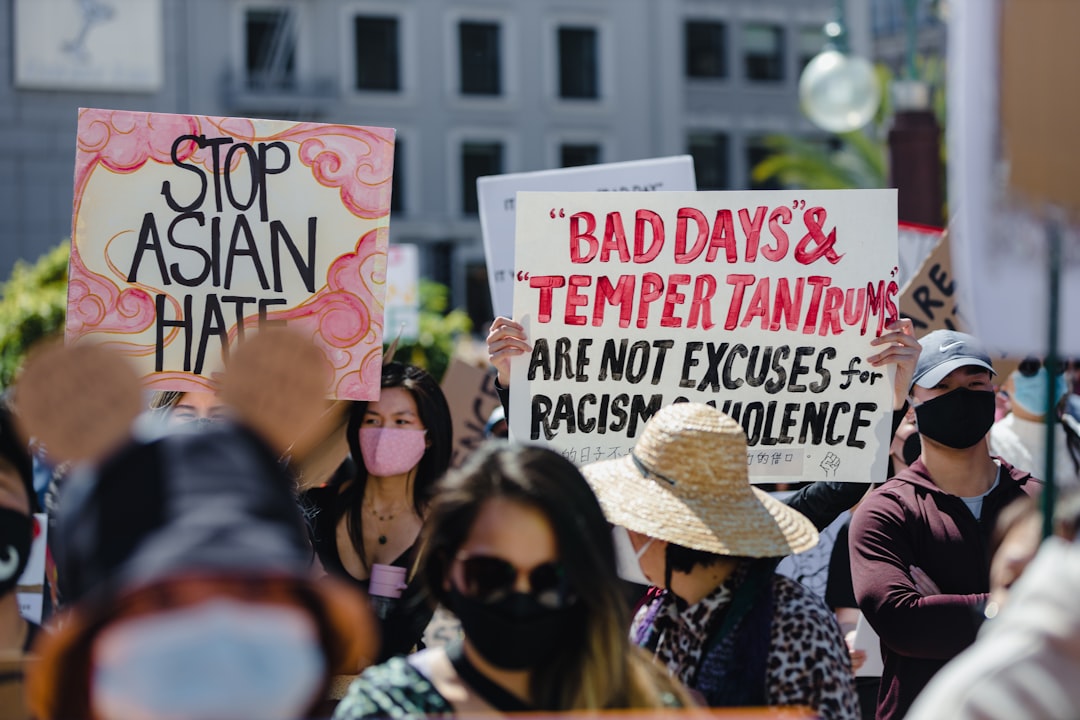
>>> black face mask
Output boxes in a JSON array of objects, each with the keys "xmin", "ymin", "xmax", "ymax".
[
  {"xmin": 447, "ymin": 588, "xmax": 580, "ymax": 671},
  {"xmin": 0, "ymin": 508, "xmax": 33, "ymax": 596},
  {"xmin": 915, "ymin": 387, "xmax": 996, "ymax": 450}
]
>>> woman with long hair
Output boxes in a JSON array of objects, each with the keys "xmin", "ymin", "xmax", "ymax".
[
  {"xmin": 333, "ymin": 444, "xmax": 691, "ymax": 716},
  {"xmin": 301, "ymin": 361, "xmax": 452, "ymax": 659}
]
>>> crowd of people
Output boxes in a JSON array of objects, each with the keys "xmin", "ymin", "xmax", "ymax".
[{"xmin": 1, "ymin": 315, "xmax": 1079, "ymax": 720}]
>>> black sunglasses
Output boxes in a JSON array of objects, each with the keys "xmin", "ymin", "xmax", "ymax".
[
  {"xmin": 455, "ymin": 554, "xmax": 576, "ymax": 610},
  {"xmin": 1018, "ymin": 357, "xmax": 1064, "ymax": 377}
]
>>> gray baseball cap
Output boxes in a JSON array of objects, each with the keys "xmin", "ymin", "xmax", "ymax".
[{"xmin": 912, "ymin": 329, "xmax": 995, "ymax": 389}]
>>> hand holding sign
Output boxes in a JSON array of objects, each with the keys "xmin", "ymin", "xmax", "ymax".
[
  {"xmin": 486, "ymin": 317, "xmax": 531, "ymax": 387},
  {"xmin": 867, "ymin": 318, "xmax": 921, "ymax": 410}
]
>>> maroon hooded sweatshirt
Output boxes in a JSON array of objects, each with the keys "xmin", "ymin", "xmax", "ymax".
[{"xmin": 849, "ymin": 458, "xmax": 1040, "ymax": 719}]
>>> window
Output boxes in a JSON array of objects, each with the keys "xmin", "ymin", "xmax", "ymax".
[
  {"xmin": 685, "ymin": 20, "xmax": 727, "ymax": 79},
  {"xmin": 354, "ymin": 16, "xmax": 399, "ymax": 91},
  {"xmin": 466, "ymin": 261, "xmax": 494, "ymax": 327},
  {"xmin": 560, "ymin": 143, "xmax": 601, "ymax": 168},
  {"xmin": 747, "ymin": 138, "xmax": 781, "ymax": 190},
  {"xmin": 744, "ymin": 23, "xmax": 784, "ymax": 82},
  {"xmin": 245, "ymin": 9, "xmax": 296, "ymax": 89},
  {"xmin": 460, "ymin": 22, "xmax": 501, "ymax": 95},
  {"xmin": 798, "ymin": 26, "xmax": 824, "ymax": 72},
  {"xmin": 390, "ymin": 139, "xmax": 404, "ymax": 214},
  {"xmin": 461, "ymin": 142, "xmax": 503, "ymax": 215},
  {"xmin": 558, "ymin": 27, "xmax": 599, "ymax": 99},
  {"xmin": 687, "ymin": 132, "xmax": 730, "ymax": 190}
]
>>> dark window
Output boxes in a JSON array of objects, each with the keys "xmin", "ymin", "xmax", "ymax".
[
  {"xmin": 687, "ymin": 132, "xmax": 730, "ymax": 190},
  {"xmin": 245, "ymin": 9, "xmax": 296, "ymax": 89},
  {"xmin": 685, "ymin": 21, "xmax": 727, "ymax": 78},
  {"xmin": 354, "ymin": 16, "xmax": 399, "ymax": 91},
  {"xmin": 466, "ymin": 261, "xmax": 494, "ymax": 328},
  {"xmin": 462, "ymin": 142, "xmax": 503, "ymax": 215},
  {"xmin": 744, "ymin": 23, "xmax": 784, "ymax": 82},
  {"xmin": 460, "ymin": 22, "xmax": 501, "ymax": 95},
  {"xmin": 390, "ymin": 138, "xmax": 404, "ymax": 214},
  {"xmin": 798, "ymin": 26, "xmax": 824, "ymax": 72},
  {"xmin": 559, "ymin": 27, "xmax": 599, "ymax": 99},
  {"xmin": 560, "ymin": 143, "xmax": 601, "ymax": 168},
  {"xmin": 747, "ymin": 139, "xmax": 781, "ymax": 190}
]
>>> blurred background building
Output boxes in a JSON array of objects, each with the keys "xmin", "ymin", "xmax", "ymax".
[{"xmin": 2, "ymin": 0, "xmax": 906, "ymax": 329}]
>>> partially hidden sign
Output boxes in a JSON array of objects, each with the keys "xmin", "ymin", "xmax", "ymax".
[
  {"xmin": 66, "ymin": 108, "xmax": 395, "ymax": 400},
  {"xmin": 440, "ymin": 358, "xmax": 503, "ymax": 468},
  {"xmin": 509, "ymin": 190, "xmax": 898, "ymax": 483}
]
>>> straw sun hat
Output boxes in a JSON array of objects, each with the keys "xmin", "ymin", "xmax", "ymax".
[{"xmin": 583, "ymin": 403, "xmax": 818, "ymax": 558}]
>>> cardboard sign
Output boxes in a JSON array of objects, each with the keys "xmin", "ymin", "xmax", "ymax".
[
  {"xmin": 478, "ymin": 156, "xmax": 696, "ymax": 319},
  {"xmin": 896, "ymin": 222, "xmax": 943, "ymax": 289},
  {"xmin": 950, "ymin": 0, "xmax": 1080, "ymax": 356},
  {"xmin": 66, "ymin": 108, "xmax": 395, "ymax": 400},
  {"xmin": 441, "ymin": 358, "xmax": 503, "ymax": 468},
  {"xmin": 509, "ymin": 190, "xmax": 898, "ymax": 483},
  {"xmin": 899, "ymin": 231, "xmax": 969, "ymax": 334}
]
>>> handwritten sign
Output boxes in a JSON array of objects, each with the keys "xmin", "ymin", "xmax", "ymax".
[
  {"xmin": 66, "ymin": 108, "xmax": 395, "ymax": 400},
  {"xmin": 441, "ymin": 358, "xmax": 503, "ymax": 468},
  {"xmin": 899, "ymin": 231, "xmax": 968, "ymax": 334},
  {"xmin": 509, "ymin": 190, "xmax": 898, "ymax": 483},
  {"xmin": 477, "ymin": 156, "xmax": 696, "ymax": 319},
  {"xmin": 896, "ymin": 222, "xmax": 943, "ymax": 289}
]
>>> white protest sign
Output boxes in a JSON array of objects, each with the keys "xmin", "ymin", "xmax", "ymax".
[
  {"xmin": 478, "ymin": 156, "xmax": 696, "ymax": 319},
  {"xmin": 16, "ymin": 513, "xmax": 47, "ymax": 625},
  {"xmin": 385, "ymin": 244, "xmax": 420, "ymax": 342},
  {"xmin": 509, "ymin": 190, "xmax": 898, "ymax": 483}
]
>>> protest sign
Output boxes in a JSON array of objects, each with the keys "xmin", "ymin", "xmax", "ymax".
[
  {"xmin": 899, "ymin": 230, "xmax": 968, "ymax": 334},
  {"xmin": 478, "ymin": 156, "xmax": 696, "ymax": 319},
  {"xmin": 385, "ymin": 244, "xmax": 420, "ymax": 342},
  {"xmin": 509, "ymin": 190, "xmax": 898, "ymax": 483},
  {"xmin": 16, "ymin": 514, "xmax": 47, "ymax": 625},
  {"xmin": 950, "ymin": 0, "xmax": 1080, "ymax": 356},
  {"xmin": 441, "ymin": 358, "xmax": 503, "ymax": 468},
  {"xmin": 66, "ymin": 108, "xmax": 395, "ymax": 400},
  {"xmin": 896, "ymin": 222, "xmax": 943, "ymax": 289}
]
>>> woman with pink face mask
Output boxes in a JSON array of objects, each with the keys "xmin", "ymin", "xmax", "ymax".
[{"xmin": 302, "ymin": 362, "xmax": 453, "ymax": 661}]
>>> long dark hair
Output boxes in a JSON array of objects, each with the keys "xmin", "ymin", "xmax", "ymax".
[
  {"xmin": 334, "ymin": 362, "xmax": 452, "ymax": 572},
  {"xmin": 418, "ymin": 444, "xmax": 673, "ymax": 710}
]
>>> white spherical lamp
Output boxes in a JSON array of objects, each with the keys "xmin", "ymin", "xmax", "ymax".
[{"xmin": 799, "ymin": 49, "xmax": 881, "ymax": 134}]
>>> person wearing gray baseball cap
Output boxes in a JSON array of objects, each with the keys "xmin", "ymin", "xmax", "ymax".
[{"xmin": 849, "ymin": 328, "xmax": 1042, "ymax": 720}]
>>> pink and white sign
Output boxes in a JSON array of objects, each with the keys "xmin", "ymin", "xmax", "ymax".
[{"xmin": 67, "ymin": 108, "xmax": 395, "ymax": 400}]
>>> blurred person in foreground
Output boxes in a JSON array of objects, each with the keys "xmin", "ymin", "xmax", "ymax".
[
  {"xmin": 15, "ymin": 332, "xmax": 378, "ymax": 720},
  {"xmin": 850, "ymin": 329, "xmax": 1042, "ymax": 720},
  {"xmin": 333, "ymin": 443, "xmax": 693, "ymax": 717},
  {"xmin": 582, "ymin": 402, "xmax": 859, "ymax": 718}
]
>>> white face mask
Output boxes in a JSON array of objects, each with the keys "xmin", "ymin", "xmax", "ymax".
[
  {"xmin": 612, "ymin": 525, "xmax": 654, "ymax": 586},
  {"xmin": 91, "ymin": 599, "xmax": 326, "ymax": 720}
]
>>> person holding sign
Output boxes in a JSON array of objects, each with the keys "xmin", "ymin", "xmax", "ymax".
[
  {"xmin": 849, "ymin": 329, "xmax": 1042, "ymax": 720},
  {"xmin": 582, "ymin": 402, "xmax": 859, "ymax": 717},
  {"xmin": 333, "ymin": 444, "xmax": 693, "ymax": 717},
  {"xmin": 301, "ymin": 362, "xmax": 453, "ymax": 660}
]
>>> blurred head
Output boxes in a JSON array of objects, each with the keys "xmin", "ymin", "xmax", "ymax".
[
  {"xmin": 419, "ymin": 444, "xmax": 637, "ymax": 710},
  {"xmin": 149, "ymin": 390, "xmax": 230, "ymax": 428},
  {"xmin": 1005, "ymin": 357, "xmax": 1069, "ymax": 418},
  {"xmin": 345, "ymin": 362, "xmax": 452, "ymax": 511}
]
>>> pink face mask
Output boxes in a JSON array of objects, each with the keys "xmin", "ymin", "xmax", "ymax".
[{"xmin": 359, "ymin": 427, "xmax": 427, "ymax": 477}]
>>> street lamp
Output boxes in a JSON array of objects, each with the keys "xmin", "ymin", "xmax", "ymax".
[{"xmin": 799, "ymin": 7, "xmax": 881, "ymax": 134}]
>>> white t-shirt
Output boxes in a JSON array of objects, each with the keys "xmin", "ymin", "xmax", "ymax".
[{"xmin": 989, "ymin": 413, "xmax": 1080, "ymax": 489}]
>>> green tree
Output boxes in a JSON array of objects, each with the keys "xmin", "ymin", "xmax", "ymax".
[
  {"xmin": 386, "ymin": 279, "xmax": 473, "ymax": 382},
  {"xmin": 0, "ymin": 240, "xmax": 70, "ymax": 388}
]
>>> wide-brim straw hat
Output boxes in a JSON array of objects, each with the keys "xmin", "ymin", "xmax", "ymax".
[{"xmin": 583, "ymin": 403, "xmax": 818, "ymax": 558}]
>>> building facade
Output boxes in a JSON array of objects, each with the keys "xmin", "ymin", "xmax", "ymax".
[{"xmin": 1, "ymin": 0, "xmax": 835, "ymax": 325}]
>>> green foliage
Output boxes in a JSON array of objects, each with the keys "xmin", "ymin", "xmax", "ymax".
[
  {"xmin": 0, "ymin": 241, "xmax": 71, "ymax": 388},
  {"xmin": 386, "ymin": 279, "xmax": 472, "ymax": 382}
]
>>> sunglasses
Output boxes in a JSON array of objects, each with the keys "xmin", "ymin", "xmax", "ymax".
[
  {"xmin": 1018, "ymin": 357, "xmax": 1064, "ymax": 377},
  {"xmin": 455, "ymin": 554, "xmax": 576, "ymax": 610}
]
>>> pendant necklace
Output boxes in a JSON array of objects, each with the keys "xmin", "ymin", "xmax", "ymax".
[{"xmin": 369, "ymin": 502, "xmax": 403, "ymax": 546}]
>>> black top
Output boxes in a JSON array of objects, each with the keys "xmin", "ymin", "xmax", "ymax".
[{"xmin": 301, "ymin": 481, "xmax": 433, "ymax": 662}]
